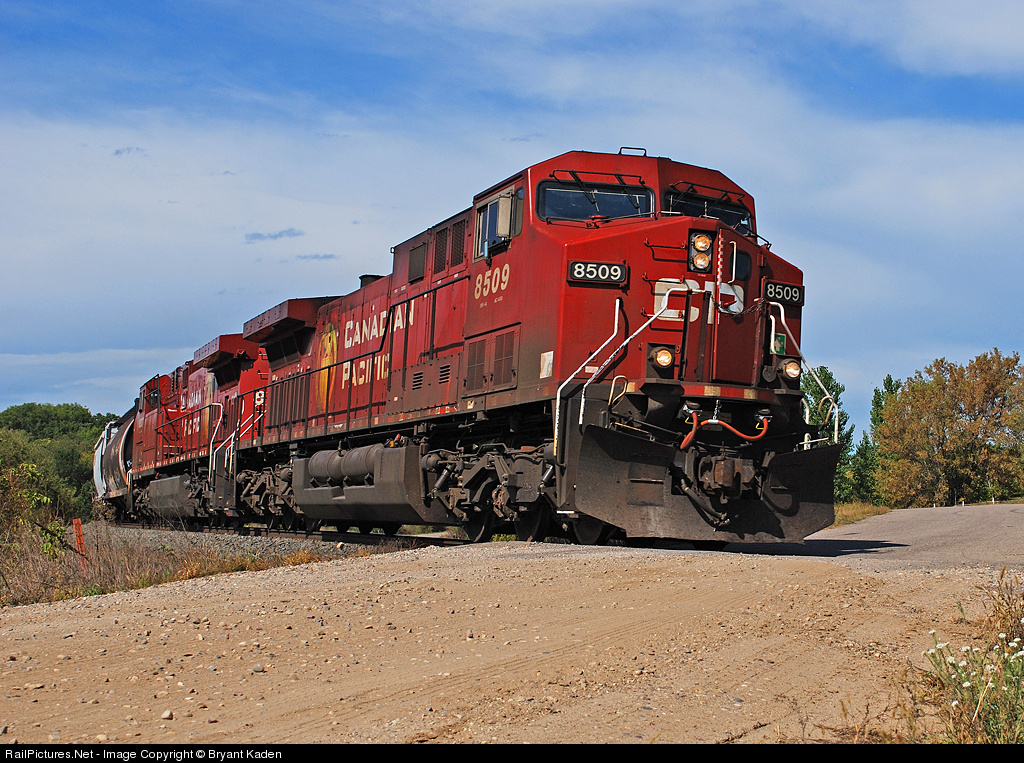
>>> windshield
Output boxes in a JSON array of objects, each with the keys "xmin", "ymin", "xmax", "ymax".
[
  {"xmin": 537, "ymin": 180, "xmax": 653, "ymax": 221},
  {"xmin": 665, "ymin": 191, "xmax": 753, "ymax": 234}
]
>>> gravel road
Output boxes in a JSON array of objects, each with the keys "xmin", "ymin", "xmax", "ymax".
[{"xmin": 2, "ymin": 505, "xmax": 1021, "ymax": 744}]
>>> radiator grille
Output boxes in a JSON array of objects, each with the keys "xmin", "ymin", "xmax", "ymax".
[
  {"xmin": 493, "ymin": 331, "xmax": 516, "ymax": 387},
  {"xmin": 466, "ymin": 340, "xmax": 486, "ymax": 391},
  {"xmin": 433, "ymin": 227, "xmax": 448, "ymax": 274},
  {"xmin": 450, "ymin": 220, "xmax": 466, "ymax": 267}
]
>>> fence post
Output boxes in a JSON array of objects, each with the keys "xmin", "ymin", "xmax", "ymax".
[{"xmin": 72, "ymin": 518, "xmax": 86, "ymax": 572}]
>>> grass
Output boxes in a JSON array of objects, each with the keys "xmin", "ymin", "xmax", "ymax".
[
  {"xmin": 825, "ymin": 570, "xmax": 1024, "ymax": 744},
  {"xmin": 833, "ymin": 500, "xmax": 892, "ymax": 526},
  {"xmin": 0, "ymin": 520, "xmax": 346, "ymax": 608},
  {"xmin": 917, "ymin": 570, "xmax": 1024, "ymax": 743},
  {"xmin": 826, "ymin": 503, "xmax": 1024, "ymax": 743}
]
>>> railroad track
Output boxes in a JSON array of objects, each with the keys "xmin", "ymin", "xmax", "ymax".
[{"xmin": 117, "ymin": 521, "xmax": 471, "ymax": 549}]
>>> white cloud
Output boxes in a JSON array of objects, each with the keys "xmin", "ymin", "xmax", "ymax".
[
  {"xmin": 0, "ymin": 348, "xmax": 195, "ymax": 414},
  {"xmin": 786, "ymin": 0, "xmax": 1024, "ymax": 76},
  {"xmin": 3, "ymin": 1, "xmax": 1023, "ymax": 429}
]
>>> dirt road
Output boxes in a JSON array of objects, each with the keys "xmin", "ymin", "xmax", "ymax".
[{"xmin": 2, "ymin": 506, "xmax": 1020, "ymax": 744}]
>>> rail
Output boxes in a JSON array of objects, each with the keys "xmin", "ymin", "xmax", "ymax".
[
  {"xmin": 576, "ymin": 286, "xmax": 695, "ymax": 430},
  {"xmin": 154, "ymin": 402, "xmax": 228, "ymax": 466},
  {"xmin": 553, "ymin": 298, "xmax": 622, "ymax": 461},
  {"xmin": 768, "ymin": 301, "xmax": 839, "ymax": 445},
  {"xmin": 237, "ymin": 273, "xmax": 469, "ymax": 447}
]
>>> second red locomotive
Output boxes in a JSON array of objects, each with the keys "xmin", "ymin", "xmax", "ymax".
[{"xmin": 95, "ymin": 148, "xmax": 839, "ymax": 545}]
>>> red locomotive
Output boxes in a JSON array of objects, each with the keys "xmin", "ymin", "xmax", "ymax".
[{"xmin": 95, "ymin": 148, "xmax": 839, "ymax": 545}]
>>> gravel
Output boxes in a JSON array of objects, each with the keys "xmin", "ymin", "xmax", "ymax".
[{"xmin": 84, "ymin": 524, "xmax": 361, "ymax": 561}]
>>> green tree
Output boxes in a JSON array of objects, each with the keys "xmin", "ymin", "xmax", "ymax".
[
  {"xmin": 0, "ymin": 403, "xmax": 118, "ymax": 520},
  {"xmin": 876, "ymin": 350, "xmax": 1024, "ymax": 509},
  {"xmin": 801, "ymin": 366, "xmax": 856, "ymax": 503},
  {"xmin": 0, "ymin": 403, "xmax": 114, "ymax": 440},
  {"xmin": 850, "ymin": 374, "xmax": 902, "ymax": 504},
  {"xmin": 850, "ymin": 431, "xmax": 876, "ymax": 502}
]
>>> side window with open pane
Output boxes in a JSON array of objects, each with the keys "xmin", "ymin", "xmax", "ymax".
[{"xmin": 475, "ymin": 188, "xmax": 523, "ymax": 261}]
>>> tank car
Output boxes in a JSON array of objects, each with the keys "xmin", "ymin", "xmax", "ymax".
[{"xmin": 95, "ymin": 148, "xmax": 840, "ymax": 545}]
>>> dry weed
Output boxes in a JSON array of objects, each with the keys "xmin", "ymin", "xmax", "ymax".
[{"xmin": 0, "ymin": 521, "xmax": 336, "ymax": 607}]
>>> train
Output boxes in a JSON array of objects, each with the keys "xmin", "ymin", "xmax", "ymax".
[{"xmin": 94, "ymin": 148, "xmax": 840, "ymax": 546}]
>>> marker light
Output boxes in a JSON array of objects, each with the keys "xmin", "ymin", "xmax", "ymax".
[
  {"xmin": 781, "ymin": 359, "xmax": 802, "ymax": 379},
  {"xmin": 652, "ymin": 348, "xmax": 674, "ymax": 368}
]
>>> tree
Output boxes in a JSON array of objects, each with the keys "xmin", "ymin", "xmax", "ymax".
[
  {"xmin": 850, "ymin": 374, "xmax": 901, "ymax": 504},
  {"xmin": 0, "ymin": 403, "xmax": 118, "ymax": 520},
  {"xmin": 0, "ymin": 403, "xmax": 114, "ymax": 440},
  {"xmin": 801, "ymin": 366, "xmax": 856, "ymax": 503},
  {"xmin": 875, "ymin": 350, "xmax": 1024, "ymax": 509}
]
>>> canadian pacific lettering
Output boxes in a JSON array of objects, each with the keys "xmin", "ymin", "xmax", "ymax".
[{"xmin": 344, "ymin": 302, "xmax": 414, "ymax": 349}]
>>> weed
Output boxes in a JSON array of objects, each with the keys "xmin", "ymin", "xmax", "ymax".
[
  {"xmin": 0, "ymin": 520, "xmax": 342, "ymax": 608},
  {"xmin": 920, "ymin": 571, "xmax": 1024, "ymax": 743},
  {"xmin": 832, "ymin": 501, "xmax": 891, "ymax": 527}
]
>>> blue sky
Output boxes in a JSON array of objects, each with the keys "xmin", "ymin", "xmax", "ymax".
[{"xmin": 2, "ymin": 1, "xmax": 1023, "ymax": 436}]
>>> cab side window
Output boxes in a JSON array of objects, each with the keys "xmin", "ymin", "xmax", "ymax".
[{"xmin": 475, "ymin": 188, "xmax": 523, "ymax": 260}]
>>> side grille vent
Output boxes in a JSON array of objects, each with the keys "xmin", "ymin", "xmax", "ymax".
[
  {"xmin": 466, "ymin": 340, "xmax": 486, "ymax": 391},
  {"xmin": 493, "ymin": 330, "xmax": 516, "ymax": 386},
  {"xmin": 450, "ymin": 220, "xmax": 466, "ymax": 267},
  {"xmin": 433, "ymin": 228, "xmax": 448, "ymax": 274}
]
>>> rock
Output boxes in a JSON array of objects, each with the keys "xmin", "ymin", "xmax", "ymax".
[{"xmin": 161, "ymin": 710, "xmax": 173, "ymax": 720}]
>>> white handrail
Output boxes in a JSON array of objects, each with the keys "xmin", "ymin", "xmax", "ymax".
[
  {"xmin": 768, "ymin": 301, "xmax": 839, "ymax": 444},
  {"xmin": 207, "ymin": 402, "xmax": 224, "ymax": 474},
  {"xmin": 577, "ymin": 285, "xmax": 693, "ymax": 428},
  {"xmin": 553, "ymin": 298, "xmax": 622, "ymax": 459}
]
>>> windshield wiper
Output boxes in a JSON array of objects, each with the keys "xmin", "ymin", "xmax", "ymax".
[
  {"xmin": 565, "ymin": 170, "xmax": 597, "ymax": 205},
  {"xmin": 613, "ymin": 173, "xmax": 641, "ymax": 212}
]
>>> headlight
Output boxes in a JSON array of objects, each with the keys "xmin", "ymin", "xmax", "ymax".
[
  {"xmin": 781, "ymin": 359, "xmax": 802, "ymax": 379},
  {"xmin": 651, "ymin": 347, "xmax": 674, "ymax": 368},
  {"xmin": 689, "ymin": 232, "xmax": 714, "ymax": 272}
]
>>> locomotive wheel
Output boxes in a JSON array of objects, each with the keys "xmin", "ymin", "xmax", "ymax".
[
  {"xmin": 513, "ymin": 505, "xmax": 550, "ymax": 542},
  {"xmin": 358, "ymin": 524, "xmax": 375, "ymax": 535},
  {"xmin": 571, "ymin": 513, "xmax": 612, "ymax": 546},
  {"xmin": 463, "ymin": 510, "xmax": 496, "ymax": 543},
  {"xmin": 380, "ymin": 522, "xmax": 402, "ymax": 536}
]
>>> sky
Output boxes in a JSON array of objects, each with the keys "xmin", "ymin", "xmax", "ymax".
[{"xmin": 2, "ymin": 0, "xmax": 1023, "ymax": 436}]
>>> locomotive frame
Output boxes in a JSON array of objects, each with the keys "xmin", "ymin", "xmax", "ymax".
[{"xmin": 95, "ymin": 148, "xmax": 839, "ymax": 546}]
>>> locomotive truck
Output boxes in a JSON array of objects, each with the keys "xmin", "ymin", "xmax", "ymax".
[{"xmin": 94, "ymin": 148, "xmax": 840, "ymax": 546}]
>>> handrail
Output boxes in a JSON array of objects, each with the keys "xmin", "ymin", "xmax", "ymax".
[
  {"xmin": 155, "ymin": 402, "xmax": 226, "ymax": 462},
  {"xmin": 553, "ymin": 298, "xmax": 622, "ymax": 461},
  {"xmin": 249, "ymin": 273, "xmax": 471, "ymax": 436},
  {"xmin": 577, "ymin": 285, "xmax": 693, "ymax": 429},
  {"xmin": 768, "ymin": 301, "xmax": 839, "ymax": 444},
  {"xmin": 207, "ymin": 402, "xmax": 223, "ymax": 474}
]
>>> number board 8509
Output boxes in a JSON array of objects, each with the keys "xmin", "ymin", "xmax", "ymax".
[
  {"xmin": 568, "ymin": 261, "xmax": 628, "ymax": 285},
  {"xmin": 764, "ymin": 281, "xmax": 804, "ymax": 306}
]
